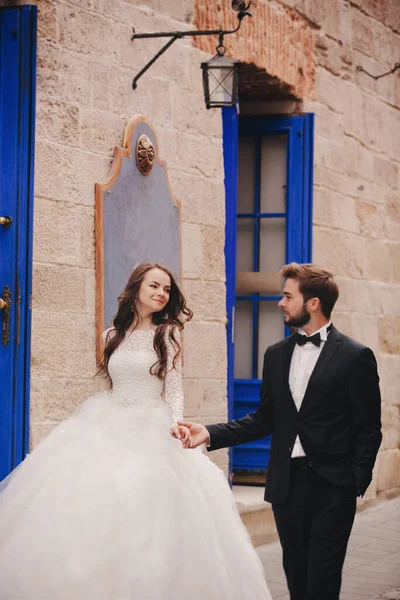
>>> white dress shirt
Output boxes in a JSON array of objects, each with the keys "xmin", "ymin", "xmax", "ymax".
[{"xmin": 289, "ymin": 321, "xmax": 332, "ymax": 458}]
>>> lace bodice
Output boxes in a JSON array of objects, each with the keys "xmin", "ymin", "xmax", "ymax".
[{"xmin": 103, "ymin": 327, "xmax": 184, "ymax": 424}]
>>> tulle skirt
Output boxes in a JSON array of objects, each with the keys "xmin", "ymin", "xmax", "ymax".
[{"xmin": 0, "ymin": 391, "xmax": 271, "ymax": 599}]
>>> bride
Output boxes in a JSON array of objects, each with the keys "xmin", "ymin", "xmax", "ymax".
[{"xmin": 0, "ymin": 262, "xmax": 271, "ymax": 600}]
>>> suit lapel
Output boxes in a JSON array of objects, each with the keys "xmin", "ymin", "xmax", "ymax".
[
  {"xmin": 299, "ymin": 325, "xmax": 342, "ymax": 411},
  {"xmin": 281, "ymin": 334, "xmax": 297, "ymax": 411}
]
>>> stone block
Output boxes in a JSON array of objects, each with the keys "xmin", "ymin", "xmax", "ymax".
[
  {"xmin": 182, "ymin": 379, "xmax": 203, "ymax": 418},
  {"xmin": 30, "ymin": 377, "xmax": 102, "ymax": 422},
  {"xmin": 314, "ymin": 227, "xmax": 367, "ymax": 279},
  {"xmin": 37, "ymin": 0, "xmax": 57, "ymax": 41},
  {"xmin": 33, "ymin": 197, "xmax": 78, "ymax": 266},
  {"xmin": 119, "ymin": 76, "xmax": 175, "ymax": 128},
  {"xmin": 76, "ymin": 205, "xmax": 95, "ymax": 269},
  {"xmin": 57, "ymin": 3, "xmax": 120, "ymax": 62},
  {"xmin": 334, "ymin": 277, "xmax": 353, "ymax": 313},
  {"xmin": 314, "ymin": 134, "xmax": 344, "ymax": 173},
  {"xmin": 314, "ymin": 186, "xmax": 360, "ymax": 234},
  {"xmin": 305, "ymin": 101, "xmax": 344, "ymax": 140},
  {"xmin": 382, "ymin": 0, "xmax": 400, "ymax": 33},
  {"xmin": 313, "ymin": 33, "xmax": 341, "ymax": 76},
  {"xmin": 35, "ymin": 141, "xmax": 81, "ymax": 204},
  {"xmin": 391, "ymin": 244, "xmax": 400, "ymax": 282},
  {"xmin": 88, "ymin": 61, "xmax": 122, "ymax": 113},
  {"xmin": 381, "ymin": 405, "xmax": 400, "ymax": 451},
  {"xmin": 355, "ymin": 201, "xmax": 385, "ymax": 239},
  {"xmin": 372, "ymin": 20, "xmax": 397, "ymax": 67},
  {"xmin": 380, "ymin": 285, "xmax": 400, "ymax": 317},
  {"xmin": 350, "ymin": 313, "xmax": 379, "ymax": 353},
  {"xmin": 202, "ymin": 225, "xmax": 226, "ymax": 283},
  {"xmin": 339, "ymin": 0, "xmax": 353, "ymax": 46},
  {"xmin": 354, "ymin": 280, "xmax": 384, "ymax": 316},
  {"xmin": 182, "ymin": 378, "xmax": 227, "ymax": 420},
  {"xmin": 342, "ymin": 136, "xmax": 374, "ymax": 181},
  {"xmin": 377, "ymin": 353, "xmax": 400, "ymax": 406},
  {"xmin": 384, "ymin": 220, "xmax": 400, "ymax": 242},
  {"xmin": 353, "ymin": 50, "xmax": 382, "ymax": 95},
  {"xmin": 361, "ymin": 0, "xmax": 385, "ymax": 21},
  {"xmin": 365, "ymin": 240, "xmax": 396, "ymax": 283},
  {"xmin": 335, "ymin": 278, "xmax": 383, "ymax": 316},
  {"xmin": 161, "ymin": 130, "xmax": 224, "ymax": 180},
  {"xmin": 79, "ymin": 108, "xmax": 126, "ymax": 155},
  {"xmin": 183, "ymin": 280, "xmax": 226, "ymax": 323},
  {"xmin": 75, "ymin": 150, "xmax": 112, "ymax": 207},
  {"xmin": 351, "ymin": 8, "xmax": 374, "ymax": 57},
  {"xmin": 377, "ymin": 449, "xmax": 400, "ymax": 492},
  {"xmin": 378, "ymin": 316, "xmax": 400, "ymax": 354},
  {"xmin": 296, "ymin": 0, "xmax": 340, "ymax": 39},
  {"xmin": 183, "ymin": 322, "xmax": 227, "ymax": 380},
  {"xmin": 343, "ymin": 84, "xmax": 386, "ymax": 152},
  {"xmin": 36, "ymin": 39, "xmax": 92, "ymax": 106},
  {"xmin": 363, "ymin": 98, "xmax": 399, "ymax": 159},
  {"xmin": 32, "ymin": 264, "xmax": 95, "ymax": 314},
  {"xmin": 315, "ymin": 67, "xmax": 346, "ymax": 113},
  {"xmin": 171, "ymin": 172, "xmax": 225, "ymax": 229},
  {"xmin": 342, "ymin": 83, "xmax": 366, "ymax": 144},
  {"xmin": 181, "ymin": 222, "xmax": 203, "ymax": 279},
  {"xmin": 313, "ymin": 165, "xmax": 378, "ymax": 203},
  {"xmin": 385, "ymin": 190, "xmax": 400, "ymax": 223},
  {"xmin": 135, "ymin": 0, "xmax": 193, "ymax": 24},
  {"xmin": 36, "ymin": 97, "xmax": 80, "ymax": 146},
  {"xmin": 31, "ymin": 311, "xmax": 96, "ymax": 379},
  {"xmin": 373, "ymin": 156, "xmax": 398, "ymax": 190}
]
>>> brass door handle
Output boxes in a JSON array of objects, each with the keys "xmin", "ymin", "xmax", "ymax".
[
  {"xmin": 0, "ymin": 285, "xmax": 11, "ymax": 346},
  {"xmin": 0, "ymin": 216, "xmax": 12, "ymax": 229}
]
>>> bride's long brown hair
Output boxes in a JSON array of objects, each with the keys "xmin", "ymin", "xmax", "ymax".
[{"xmin": 98, "ymin": 262, "xmax": 192, "ymax": 384}]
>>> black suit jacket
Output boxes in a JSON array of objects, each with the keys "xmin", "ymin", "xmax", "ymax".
[{"xmin": 207, "ymin": 326, "xmax": 382, "ymax": 505}]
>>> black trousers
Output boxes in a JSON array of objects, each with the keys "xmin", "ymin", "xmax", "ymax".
[{"xmin": 272, "ymin": 458, "xmax": 357, "ymax": 600}]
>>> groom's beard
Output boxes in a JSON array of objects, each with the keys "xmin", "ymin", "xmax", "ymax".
[{"xmin": 285, "ymin": 304, "xmax": 311, "ymax": 328}]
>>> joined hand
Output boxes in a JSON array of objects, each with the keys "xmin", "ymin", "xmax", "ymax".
[
  {"xmin": 177, "ymin": 422, "xmax": 210, "ymax": 449},
  {"xmin": 170, "ymin": 424, "xmax": 192, "ymax": 449}
]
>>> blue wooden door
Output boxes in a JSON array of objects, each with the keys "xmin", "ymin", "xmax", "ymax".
[
  {"xmin": 223, "ymin": 113, "xmax": 314, "ymax": 477},
  {"xmin": 0, "ymin": 6, "xmax": 37, "ymax": 480}
]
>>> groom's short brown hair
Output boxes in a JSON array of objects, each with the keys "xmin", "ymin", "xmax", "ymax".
[{"xmin": 281, "ymin": 263, "xmax": 339, "ymax": 319}]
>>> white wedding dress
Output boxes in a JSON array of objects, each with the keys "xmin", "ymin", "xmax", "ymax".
[{"xmin": 0, "ymin": 328, "xmax": 271, "ymax": 600}]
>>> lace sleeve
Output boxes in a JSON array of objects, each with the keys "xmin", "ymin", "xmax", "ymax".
[{"xmin": 163, "ymin": 327, "xmax": 184, "ymax": 425}]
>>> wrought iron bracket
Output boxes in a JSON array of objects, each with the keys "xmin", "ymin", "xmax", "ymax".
[
  {"xmin": 131, "ymin": 0, "xmax": 253, "ymax": 89},
  {"xmin": 356, "ymin": 62, "xmax": 400, "ymax": 81}
]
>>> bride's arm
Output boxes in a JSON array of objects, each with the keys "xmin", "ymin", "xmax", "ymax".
[
  {"xmin": 164, "ymin": 328, "xmax": 191, "ymax": 447},
  {"xmin": 163, "ymin": 327, "xmax": 184, "ymax": 425}
]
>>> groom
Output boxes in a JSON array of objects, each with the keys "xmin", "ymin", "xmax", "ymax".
[{"xmin": 181, "ymin": 263, "xmax": 382, "ymax": 600}]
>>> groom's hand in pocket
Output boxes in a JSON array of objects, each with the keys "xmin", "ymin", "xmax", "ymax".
[{"xmin": 178, "ymin": 422, "xmax": 210, "ymax": 449}]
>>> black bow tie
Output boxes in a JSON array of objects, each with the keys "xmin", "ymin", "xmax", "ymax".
[{"xmin": 295, "ymin": 332, "xmax": 321, "ymax": 347}]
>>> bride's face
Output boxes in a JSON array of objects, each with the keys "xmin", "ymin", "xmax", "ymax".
[{"xmin": 136, "ymin": 268, "xmax": 171, "ymax": 316}]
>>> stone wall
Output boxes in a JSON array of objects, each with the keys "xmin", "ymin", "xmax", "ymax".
[
  {"xmin": 301, "ymin": 0, "xmax": 400, "ymax": 505},
  {"xmin": 24, "ymin": 0, "xmax": 400, "ymax": 497},
  {"xmin": 188, "ymin": 0, "xmax": 400, "ymax": 500},
  {"xmin": 29, "ymin": 0, "xmax": 228, "ymax": 468}
]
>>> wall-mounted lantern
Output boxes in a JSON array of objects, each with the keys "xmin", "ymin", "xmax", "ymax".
[{"xmin": 131, "ymin": 1, "xmax": 253, "ymax": 109}]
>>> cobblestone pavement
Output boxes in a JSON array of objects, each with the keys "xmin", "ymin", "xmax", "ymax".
[{"xmin": 256, "ymin": 497, "xmax": 400, "ymax": 600}]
